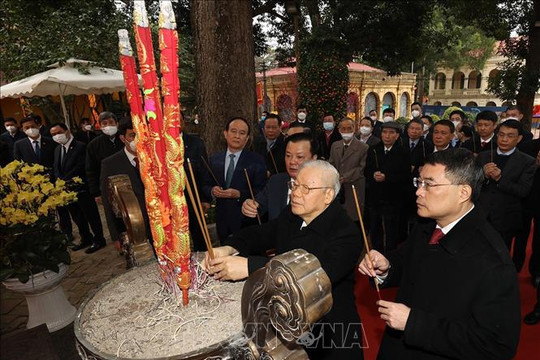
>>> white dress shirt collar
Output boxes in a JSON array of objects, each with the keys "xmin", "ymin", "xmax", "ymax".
[
  {"xmin": 437, "ymin": 205, "xmax": 475, "ymax": 235},
  {"xmin": 124, "ymin": 147, "xmax": 137, "ymax": 167}
]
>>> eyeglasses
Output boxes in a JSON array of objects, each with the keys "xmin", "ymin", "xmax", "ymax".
[
  {"xmin": 287, "ymin": 180, "xmax": 332, "ymax": 195},
  {"xmin": 413, "ymin": 177, "xmax": 457, "ymax": 190}
]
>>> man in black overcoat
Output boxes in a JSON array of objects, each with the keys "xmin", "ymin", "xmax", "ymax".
[
  {"xmin": 205, "ymin": 160, "xmax": 364, "ymax": 360},
  {"xmin": 477, "ymin": 120, "xmax": 535, "ymax": 255},
  {"xmin": 359, "ymin": 148, "xmax": 521, "ymax": 360},
  {"xmin": 86, "ymin": 111, "xmax": 124, "ymax": 199},
  {"xmin": 365, "ymin": 121, "xmax": 411, "ymax": 253},
  {"xmin": 100, "ymin": 119, "xmax": 151, "ymax": 253}
]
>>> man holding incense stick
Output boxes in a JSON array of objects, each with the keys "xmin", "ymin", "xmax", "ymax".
[
  {"xmin": 206, "ymin": 160, "xmax": 364, "ymax": 359},
  {"xmin": 242, "ymin": 132, "xmax": 318, "ymax": 221},
  {"xmin": 201, "ymin": 117, "xmax": 267, "ymax": 242},
  {"xmin": 358, "ymin": 148, "xmax": 521, "ymax": 360}
]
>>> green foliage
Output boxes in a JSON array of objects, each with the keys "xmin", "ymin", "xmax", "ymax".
[
  {"xmin": 1, "ymin": 220, "xmax": 71, "ymax": 283},
  {"xmin": 297, "ymin": 29, "xmax": 349, "ymax": 127},
  {"xmin": 487, "ymin": 35, "xmax": 539, "ymax": 103},
  {"xmin": 178, "ymin": 31, "xmax": 196, "ymax": 112},
  {"xmin": 437, "ymin": 26, "xmax": 496, "ymax": 72},
  {"xmin": 431, "ymin": 114, "xmax": 441, "ymax": 122},
  {"xmin": 395, "ymin": 117, "xmax": 409, "ymax": 125},
  {"xmin": 0, "ymin": 0, "xmax": 130, "ymax": 82},
  {"xmin": 441, "ymin": 106, "xmax": 463, "ymax": 120},
  {"xmin": 0, "ymin": 161, "xmax": 78, "ymax": 283}
]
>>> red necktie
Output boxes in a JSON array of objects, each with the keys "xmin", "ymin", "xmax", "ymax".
[
  {"xmin": 429, "ymin": 228, "xmax": 444, "ymax": 245},
  {"xmin": 481, "ymin": 141, "xmax": 487, "ymax": 148}
]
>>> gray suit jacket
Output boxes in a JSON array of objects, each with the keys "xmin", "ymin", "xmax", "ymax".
[{"xmin": 329, "ymin": 137, "xmax": 369, "ymax": 220}]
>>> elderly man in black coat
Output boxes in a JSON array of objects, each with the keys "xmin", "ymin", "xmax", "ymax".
[
  {"xmin": 359, "ymin": 148, "xmax": 520, "ymax": 360},
  {"xmin": 205, "ymin": 160, "xmax": 364, "ymax": 360}
]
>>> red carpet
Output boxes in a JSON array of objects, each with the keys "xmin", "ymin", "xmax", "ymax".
[{"xmin": 354, "ymin": 224, "xmax": 540, "ymax": 360}]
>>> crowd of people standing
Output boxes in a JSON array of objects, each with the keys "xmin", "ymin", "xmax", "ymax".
[{"xmin": 0, "ymin": 101, "xmax": 539, "ymax": 359}]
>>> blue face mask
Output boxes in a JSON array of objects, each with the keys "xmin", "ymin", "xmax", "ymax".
[
  {"xmin": 323, "ymin": 122, "xmax": 334, "ymax": 131},
  {"xmin": 261, "ymin": 116, "xmax": 266, "ymax": 121}
]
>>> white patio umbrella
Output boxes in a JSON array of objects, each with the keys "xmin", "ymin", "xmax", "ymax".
[{"xmin": 0, "ymin": 58, "xmax": 139, "ymax": 128}]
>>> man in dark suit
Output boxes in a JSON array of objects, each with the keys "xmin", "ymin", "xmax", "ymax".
[
  {"xmin": 477, "ymin": 120, "xmax": 536, "ymax": 259},
  {"xmin": 291, "ymin": 104, "xmax": 316, "ymax": 134},
  {"xmin": 0, "ymin": 139, "xmax": 9, "ymax": 167},
  {"xmin": 202, "ymin": 117, "xmax": 267, "ymax": 242},
  {"xmin": 449, "ymin": 109, "xmax": 466, "ymax": 147},
  {"xmin": 402, "ymin": 119, "xmax": 434, "ymax": 240},
  {"xmin": 86, "ymin": 111, "xmax": 124, "ymax": 200},
  {"xmin": 462, "ymin": 110, "xmax": 497, "ymax": 154},
  {"xmin": 242, "ymin": 133, "xmax": 318, "ymax": 222},
  {"xmin": 420, "ymin": 114, "xmax": 434, "ymax": 142},
  {"xmin": 356, "ymin": 117, "xmax": 381, "ymax": 147},
  {"xmin": 359, "ymin": 148, "xmax": 521, "ymax": 360},
  {"xmin": 13, "ymin": 116, "xmax": 56, "ymax": 168},
  {"xmin": 207, "ymin": 160, "xmax": 364, "ymax": 360},
  {"xmin": 405, "ymin": 119, "xmax": 434, "ymax": 175},
  {"xmin": 1, "ymin": 117, "xmax": 26, "ymax": 162},
  {"xmin": 49, "ymin": 123, "xmax": 106, "ymax": 253},
  {"xmin": 73, "ymin": 117, "xmax": 98, "ymax": 144},
  {"xmin": 506, "ymin": 104, "xmax": 533, "ymax": 145},
  {"xmin": 252, "ymin": 113, "xmax": 286, "ymax": 175},
  {"xmin": 317, "ymin": 114, "xmax": 341, "ymax": 160},
  {"xmin": 100, "ymin": 119, "xmax": 150, "ymax": 253},
  {"xmin": 183, "ymin": 130, "xmax": 211, "ymax": 252},
  {"xmin": 365, "ymin": 121, "xmax": 411, "ymax": 253},
  {"xmin": 431, "ymin": 119, "xmax": 454, "ymax": 153},
  {"xmin": 520, "ymin": 138, "xmax": 540, "ymax": 285}
]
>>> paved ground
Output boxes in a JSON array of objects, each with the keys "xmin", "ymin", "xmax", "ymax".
[
  {"xmin": 0, "ymin": 204, "xmax": 218, "ymax": 337},
  {"xmin": 0, "ymin": 205, "xmax": 129, "ymax": 336}
]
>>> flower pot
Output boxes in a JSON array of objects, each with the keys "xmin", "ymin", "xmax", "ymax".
[{"xmin": 2, "ymin": 263, "xmax": 77, "ymax": 332}]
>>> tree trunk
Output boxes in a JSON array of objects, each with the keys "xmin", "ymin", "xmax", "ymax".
[
  {"xmin": 191, "ymin": 0, "xmax": 256, "ymax": 155},
  {"xmin": 516, "ymin": 0, "xmax": 540, "ymax": 131}
]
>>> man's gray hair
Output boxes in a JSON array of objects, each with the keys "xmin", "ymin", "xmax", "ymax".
[{"xmin": 298, "ymin": 160, "xmax": 341, "ymax": 199}]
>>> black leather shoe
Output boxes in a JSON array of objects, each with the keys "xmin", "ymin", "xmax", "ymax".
[
  {"xmin": 85, "ymin": 243, "xmax": 105, "ymax": 254},
  {"xmin": 532, "ymin": 276, "xmax": 540, "ymax": 287},
  {"xmin": 72, "ymin": 242, "xmax": 92, "ymax": 251},
  {"xmin": 524, "ymin": 310, "xmax": 540, "ymax": 325}
]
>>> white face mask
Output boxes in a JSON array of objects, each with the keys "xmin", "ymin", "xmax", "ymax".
[
  {"xmin": 423, "ymin": 124, "xmax": 429, "ymax": 132},
  {"xmin": 341, "ymin": 132, "xmax": 354, "ymax": 141},
  {"xmin": 452, "ymin": 120, "xmax": 460, "ymax": 128},
  {"xmin": 297, "ymin": 113, "xmax": 307, "ymax": 121},
  {"xmin": 412, "ymin": 110, "xmax": 421, "ymax": 118},
  {"xmin": 25, "ymin": 128, "xmax": 39, "ymax": 138},
  {"xmin": 323, "ymin": 122, "xmax": 334, "ymax": 131},
  {"xmin": 383, "ymin": 116, "xmax": 394, "ymax": 123},
  {"xmin": 129, "ymin": 140, "xmax": 137, "ymax": 152},
  {"xmin": 102, "ymin": 125, "xmax": 118, "ymax": 136},
  {"xmin": 5, "ymin": 125, "xmax": 16, "ymax": 134},
  {"xmin": 53, "ymin": 133, "xmax": 69, "ymax": 145},
  {"xmin": 83, "ymin": 124, "xmax": 92, "ymax": 131},
  {"xmin": 370, "ymin": 115, "xmax": 377, "ymax": 121},
  {"xmin": 360, "ymin": 126, "xmax": 372, "ymax": 135}
]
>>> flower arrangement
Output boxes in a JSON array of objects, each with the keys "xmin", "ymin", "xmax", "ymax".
[{"xmin": 0, "ymin": 160, "xmax": 80, "ymax": 283}]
